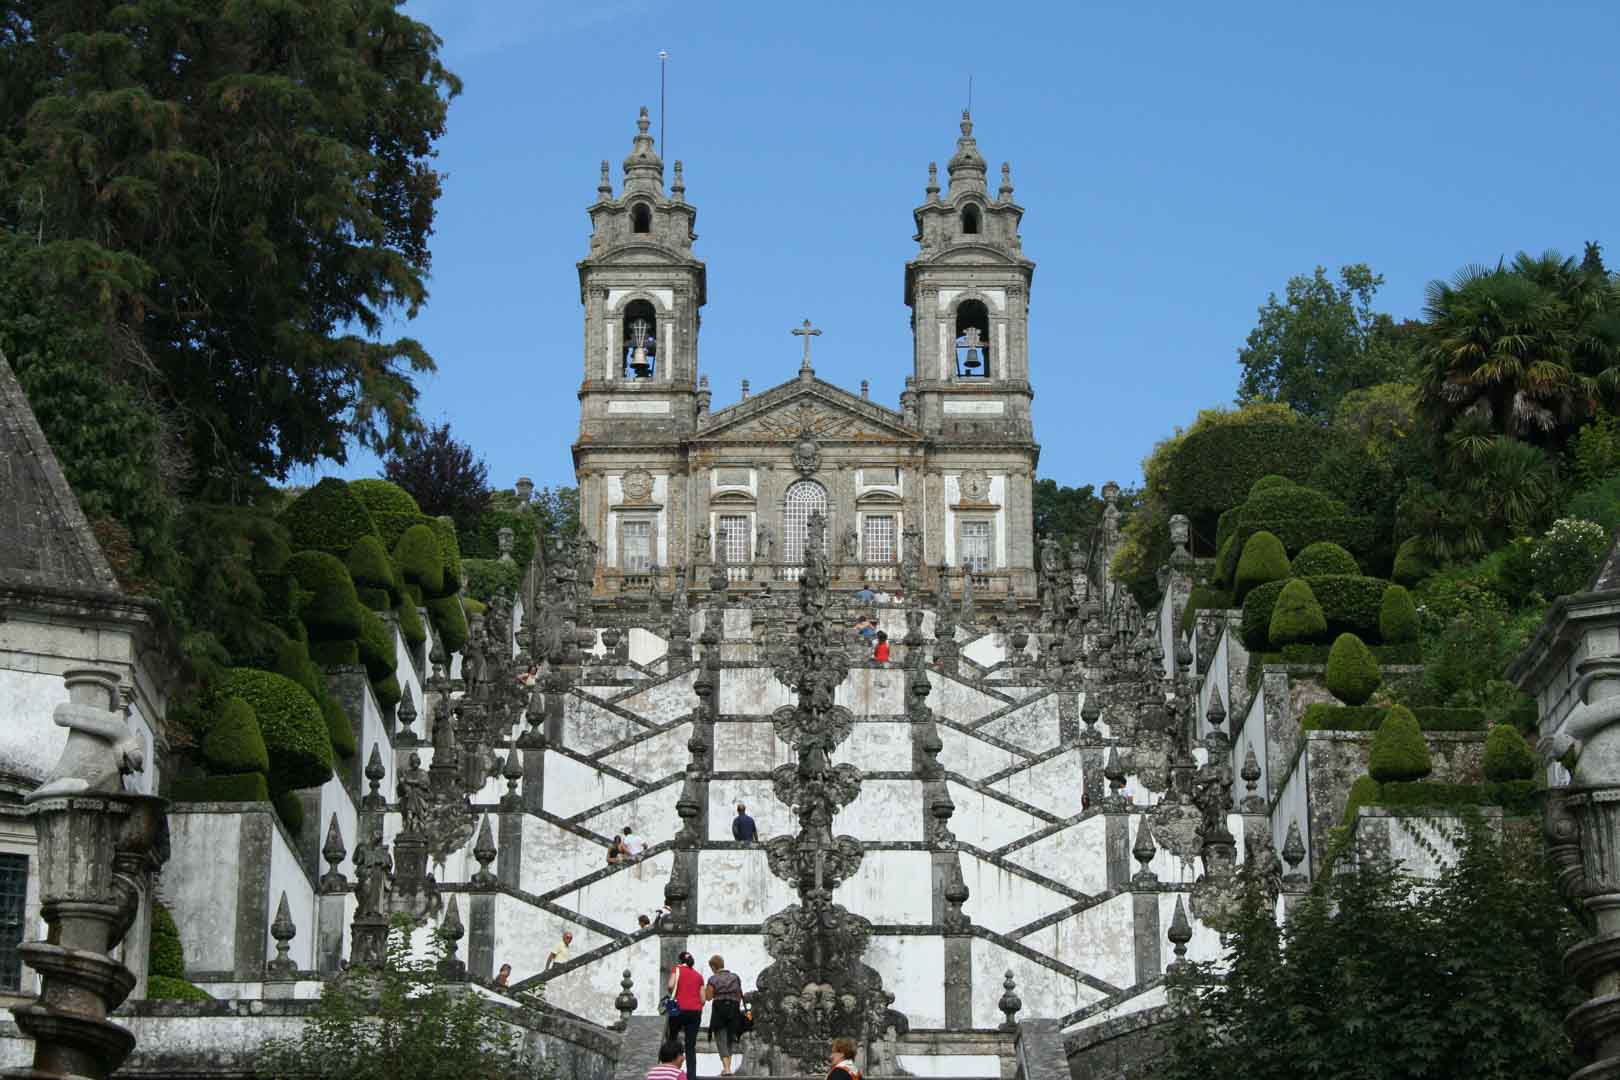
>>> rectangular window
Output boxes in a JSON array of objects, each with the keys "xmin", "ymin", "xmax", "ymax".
[
  {"xmin": 719, "ymin": 515, "xmax": 750, "ymax": 563},
  {"xmin": 960, "ymin": 520, "xmax": 994, "ymax": 572},
  {"xmin": 0, "ymin": 853, "xmax": 27, "ymax": 993},
  {"xmin": 621, "ymin": 521, "xmax": 652, "ymax": 572},
  {"xmin": 862, "ymin": 515, "xmax": 897, "ymax": 563}
]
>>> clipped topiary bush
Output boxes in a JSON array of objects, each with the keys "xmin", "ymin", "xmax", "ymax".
[
  {"xmin": 1368, "ymin": 704, "xmax": 1431, "ymax": 783},
  {"xmin": 426, "ymin": 595, "xmax": 468, "ymax": 653},
  {"xmin": 429, "ymin": 516, "xmax": 462, "ymax": 596},
  {"xmin": 1241, "ymin": 579, "xmax": 1289, "ymax": 650},
  {"xmin": 1292, "ymin": 541, "xmax": 1360, "ymax": 578},
  {"xmin": 1303, "ymin": 574, "xmax": 1389, "ymax": 641},
  {"xmin": 397, "ymin": 598, "xmax": 427, "ymax": 647},
  {"xmin": 169, "ymin": 771, "xmax": 271, "ymax": 803},
  {"xmin": 309, "ymin": 639, "xmax": 360, "ymax": 666},
  {"xmin": 394, "ymin": 523, "xmax": 444, "ymax": 598},
  {"xmin": 1164, "ymin": 420, "xmax": 1321, "ymax": 537},
  {"xmin": 147, "ymin": 976, "xmax": 213, "ymax": 1001},
  {"xmin": 1249, "ymin": 474, "xmax": 1297, "ymax": 498},
  {"xmin": 346, "ymin": 534, "xmax": 399, "ymax": 610},
  {"xmin": 272, "ymin": 788, "xmax": 306, "ymax": 835},
  {"xmin": 279, "ymin": 478, "xmax": 380, "ymax": 558},
  {"xmin": 1212, "ymin": 533, "xmax": 1238, "ymax": 587},
  {"xmin": 1342, "ymin": 774, "xmax": 1382, "ymax": 827},
  {"xmin": 201, "ymin": 697, "xmax": 270, "ymax": 776},
  {"xmin": 149, "ymin": 902, "xmax": 185, "ymax": 979},
  {"xmin": 1326, "ymin": 633, "xmax": 1381, "ymax": 706},
  {"xmin": 372, "ymin": 673, "xmax": 402, "ymax": 714},
  {"xmin": 273, "ymin": 635, "xmax": 323, "ymax": 701},
  {"xmin": 357, "ymin": 607, "xmax": 396, "ymax": 682},
  {"xmin": 323, "ymin": 697, "xmax": 356, "ymax": 759},
  {"xmin": 1379, "ymin": 585, "xmax": 1419, "ymax": 644},
  {"xmin": 1391, "ymin": 537, "xmax": 1434, "ymax": 587},
  {"xmin": 349, "ymin": 479, "xmax": 423, "ymax": 548},
  {"xmin": 285, "ymin": 550, "xmax": 364, "ymax": 645},
  {"xmin": 1268, "ymin": 579, "xmax": 1327, "ymax": 646},
  {"xmin": 1483, "ymin": 722, "xmax": 1536, "ymax": 781},
  {"xmin": 219, "ymin": 667, "xmax": 333, "ymax": 791},
  {"xmin": 1235, "ymin": 530, "xmax": 1290, "ymax": 603}
]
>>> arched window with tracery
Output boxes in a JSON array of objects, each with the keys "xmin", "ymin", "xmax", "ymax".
[
  {"xmin": 954, "ymin": 299, "xmax": 991, "ymax": 377},
  {"xmin": 782, "ymin": 480, "xmax": 829, "ymax": 563},
  {"xmin": 622, "ymin": 298, "xmax": 657, "ymax": 378}
]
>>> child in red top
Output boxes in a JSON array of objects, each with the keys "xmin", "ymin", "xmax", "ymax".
[{"xmin": 873, "ymin": 631, "xmax": 890, "ymax": 664}]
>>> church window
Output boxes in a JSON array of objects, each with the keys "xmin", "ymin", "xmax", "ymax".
[
  {"xmin": 718, "ymin": 515, "xmax": 750, "ymax": 564},
  {"xmin": 862, "ymin": 515, "xmax": 897, "ymax": 564},
  {"xmin": 961, "ymin": 204, "xmax": 981, "ymax": 234},
  {"xmin": 631, "ymin": 203, "xmax": 652, "ymax": 233},
  {"xmin": 954, "ymin": 299, "xmax": 991, "ymax": 378},
  {"xmin": 620, "ymin": 520, "xmax": 653, "ymax": 572},
  {"xmin": 622, "ymin": 299, "xmax": 658, "ymax": 378},
  {"xmin": 960, "ymin": 520, "xmax": 994, "ymax": 572},
  {"xmin": 782, "ymin": 480, "xmax": 829, "ymax": 563},
  {"xmin": 0, "ymin": 853, "xmax": 26, "ymax": 992}
]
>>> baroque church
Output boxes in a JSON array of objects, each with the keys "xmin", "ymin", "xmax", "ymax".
[{"xmin": 574, "ymin": 108, "xmax": 1040, "ymax": 599}]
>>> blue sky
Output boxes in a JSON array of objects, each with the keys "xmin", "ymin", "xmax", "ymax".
[{"xmin": 314, "ymin": 0, "xmax": 1620, "ymax": 493}]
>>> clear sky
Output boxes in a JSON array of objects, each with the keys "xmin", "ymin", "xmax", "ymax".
[{"xmin": 313, "ymin": 0, "xmax": 1620, "ymax": 494}]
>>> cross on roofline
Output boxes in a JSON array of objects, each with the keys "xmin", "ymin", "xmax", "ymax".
[{"xmin": 792, "ymin": 318, "xmax": 821, "ymax": 377}]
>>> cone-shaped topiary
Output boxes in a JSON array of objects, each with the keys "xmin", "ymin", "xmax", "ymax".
[
  {"xmin": 285, "ymin": 550, "xmax": 364, "ymax": 644},
  {"xmin": 1379, "ymin": 584, "xmax": 1419, "ymax": 644},
  {"xmin": 1325, "ymin": 633, "xmax": 1381, "ymax": 706},
  {"xmin": 202, "ymin": 697, "xmax": 270, "ymax": 775},
  {"xmin": 1482, "ymin": 722, "xmax": 1536, "ymax": 781},
  {"xmin": 349, "ymin": 479, "xmax": 422, "ymax": 548},
  {"xmin": 219, "ymin": 668, "xmax": 333, "ymax": 791},
  {"xmin": 1292, "ymin": 541, "xmax": 1360, "ymax": 578},
  {"xmin": 279, "ymin": 478, "xmax": 380, "ymax": 558},
  {"xmin": 346, "ymin": 534, "xmax": 399, "ymax": 610},
  {"xmin": 1392, "ymin": 537, "xmax": 1434, "ymax": 587},
  {"xmin": 1368, "ymin": 704, "xmax": 1431, "ymax": 783},
  {"xmin": 1268, "ymin": 578, "xmax": 1327, "ymax": 646},
  {"xmin": 1235, "ymin": 530, "xmax": 1290, "ymax": 603},
  {"xmin": 323, "ymin": 697, "xmax": 356, "ymax": 759},
  {"xmin": 149, "ymin": 902, "xmax": 185, "ymax": 979},
  {"xmin": 426, "ymin": 594, "xmax": 468, "ymax": 653},
  {"xmin": 394, "ymin": 523, "xmax": 444, "ymax": 598},
  {"xmin": 1342, "ymin": 774, "xmax": 1383, "ymax": 827}
]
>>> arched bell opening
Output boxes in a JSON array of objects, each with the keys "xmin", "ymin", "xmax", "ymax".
[
  {"xmin": 954, "ymin": 299, "xmax": 991, "ymax": 378},
  {"xmin": 622, "ymin": 299, "xmax": 658, "ymax": 379},
  {"xmin": 961, "ymin": 204, "xmax": 981, "ymax": 235},
  {"xmin": 631, "ymin": 203, "xmax": 652, "ymax": 234}
]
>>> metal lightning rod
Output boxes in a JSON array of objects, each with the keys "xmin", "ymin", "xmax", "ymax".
[{"xmin": 659, "ymin": 50, "xmax": 668, "ymax": 155}]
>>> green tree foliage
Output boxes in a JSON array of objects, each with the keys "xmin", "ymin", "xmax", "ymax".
[
  {"xmin": 0, "ymin": 1, "xmax": 460, "ymax": 489},
  {"xmin": 218, "ymin": 667, "xmax": 333, "ymax": 791},
  {"xmin": 201, "ymin": 697, "xmax": 270, "ymax": 776},
  {"xmin": 1567, "ymin": 473, "xmax": 1620, "ymax": 532},
  {"xmin": 1399, "ymin": 422, "xmax": 1562, "ymax": 562},
  {"xmin": 1291, "ymin": 541, "xmax": 1359, "ymax": 577},
  {"xmin": 1236, "ymin": 264, "xmax": 1418, "ymax": 418},
  {"xmin": 1369, "ymin": 705, "xmax": 1431, "ymax": 782},
  {"xmin": 1378, "ymin": 585, "xmax": 1419, "ymax": 644},
  {"xmin": 259, "ymin": 919, "xmax": 554, "ymax": 1080},
  {"xmin": 526, "ymin": 485, "xmax": 580, "ymax": 551},
  {"xmin": 1161, "ymin": 829, "xmax": 1577, "ymax": 1080},
  {"xmin": 1532, "ymin": 518, "xmax": 1610, "ymax": 599},
  {"xmin": 1391, "ymin": 537, "xmax": 1435, "ymax": 586},
  {"xmin": 1032, "ymin": 480, "xmax": 1103, "ymax": 556},
  {"xmin": 1326, "ymin": 633, "xmax": 1381, "ymax": 706},
  {"xmin": 1268, "ymin": 579, "xmax": 1326, "ymax": 646},
  {"xmin": 1483, "ymin": 723, "xmax": 1536, "ymax": 782},
  {"xmin": 381, "ymin": 422, "xmax": 492, "ymax": 538},
  {"xmin": 1234, "ymin": 530, "xmax": 1289, "ymax": 602},
  {"xmin": 1568, "ymin": 411, "xmax": 1620, "ymax": 488}
]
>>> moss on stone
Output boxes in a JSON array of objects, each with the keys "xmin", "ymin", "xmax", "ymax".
[
  {"xmin": 202, "ymin": 697, "xmax": 270, "ymax": 775},
  {"xmin": 1379, "ymin": 584, "xmax": 1419, "ymax": 644},
  {"xmin": 1235, "ymin": 530, "xmax": 1290, "ymax": 603},
  {"xmin": 279, "ymin": 477, "xmax": 380, "ymax": 558},
  {"xmin": 393, "ymin": 523, "xmax": 444, "ymax": 597},
  {"xmin": 219, "ymin": 667, "xmax": 333, "ymax": 791},
  {"xmin": 1369, "ymin": 704, "xmax": 1432, "ymax": 783},
  {"xmin": 1268, "ymin": 578, "xmax": 1326, "ymax": 646},
  {"xmin": 1483, "ymin": 722, "xmax": 1536, "ymax": 782},
  {"xmin": 1292, "ymin": 541, "xmax": 1360, "ymax": 577},
  {"xmin": 1325, "ymin": 633, "xmax": 1381, "ymax": 706}
]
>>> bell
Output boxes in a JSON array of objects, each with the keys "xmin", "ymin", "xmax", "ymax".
[{"xmin": 963, "ymin": 354, "xmax": 983, "ymax": 371}]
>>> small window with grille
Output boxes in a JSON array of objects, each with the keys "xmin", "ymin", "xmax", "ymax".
[
  {"xmin": 862, "ymin": 515, "xmax": 897, "ymax": 564},
  {"xmin": 960, "ymin": 520, "xmax": 994, "ymax": 572},
  {"xmin": 0, "ymin": 853, "xmax": 27, "ymax": 993},
  {"xmin": 718, "ymin": 515, "xmax": 750, "ymax": 563},
  {"xmin": 621, "ymin": 520, "xmax": 653, "ymax": 571}
]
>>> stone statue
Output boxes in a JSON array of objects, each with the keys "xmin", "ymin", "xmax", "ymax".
[
  {"xmin": 31, "ymin": 669, "xmax": 145, "ymax": 801},
  {"xmin": 461, "ymin": 616, "xmax": 487, "ymax": 699},
  {"xmin": 842, "ymin": 526, "xmax": 859, "ymax": 562},
  {"xmin": 756, "ymin": 523, "xmax": 773, "ymax": 561},
  {"xmin": 398, "ymin": 752, "xmax": 431, "ymax": 834},
  {"xmin": 694, "ymin": 522, "xmax": 711, "ymax": 563},
  {"xmin": 353, "ymin": 822, "xmax": 393, "ymax": 918}
]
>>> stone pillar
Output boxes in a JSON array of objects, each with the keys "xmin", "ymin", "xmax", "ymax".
[{"xmin": 497, "ymin": 811, "xmax": 524, "ymax": 889}]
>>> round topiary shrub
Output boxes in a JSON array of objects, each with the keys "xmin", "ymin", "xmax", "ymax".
[
  {"xmin": 357, "ymin": 607, "xmax": 396, "ymax": 682},
  {"xmin": 149, "ymin": 902, "xmax": 185, "ymax": 979},
  {"xmin": 1379, "ymin": 585, "xmax": 1419, "ymax": 644},
  {"xmin": 1292, "ymin": 541, "xmax": 1360, "ymax": 578},
  {"xmin": 426, "ymin": 594, "xmax": 469, "ymax": 653},
  {"xmin": 1235, "ymin": 530, "xmax": 1290, "ymax": 603},
  {"xmin": 430, "ymin": 516, "xmax": 463, "ymax": 596},
  {"xmin": 285, "ymin": 550, "xmax": 364, "ymax": 644},
  {"xmin": 219, "ymin": 668, "xmax": 333, "ymax": 791},
  {"xmin": 349, "ymin": 479, "xmax": 422, "ymax": 548},
  {"xmin": 346, "ymin": 534, "xmax": 399, "ymax": 610},
  {"xmin": 1483, "ymin": 722, "xmax": 1536, "ymax": 781},
  {"xmin": 1368, "ymin": 704, "xmax": 1431, "ymax": 783},
  {"xmin": 1392, "ymin": 537, "xmax": 1434, "ymax": 587},
  {"xmin": 322, "ymin": 697, "xmax": 356, "ymax": 759},
  {"xmin": 394, "ymin": 523, "xmax": 445, "ymax": 598},
  {"xmin": 274, "ymin": 635, "xmax": 324, "ymax": 701},
  {"xmin": 1249, "ymin": 474, "xmax": 1296, "ymax": 498},
  {"xmin": 1326, "ymin": 633, "xmax": 1381, "ymax": 706},
  {"xmin": 1268, "ymin": 579, "xmax": 1327, "ymax": 646},
  {"xmin": 279, "ymin": 477, "xmax": 380, "ymax": 558},
  {"xmin": 201, "ymin": 697, "xmax": 270, "ymax": 776}
]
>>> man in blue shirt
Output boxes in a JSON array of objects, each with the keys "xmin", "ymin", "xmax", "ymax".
[
  {"xmin": 855, "ymin": 585, "xmax": 876, "ymax": 603},
  {"xmin": 732, "ymin": 803, "xmax": 758, "ymax": 843}
]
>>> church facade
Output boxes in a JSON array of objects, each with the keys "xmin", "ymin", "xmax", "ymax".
[{"xmin": 573, "ymin": 108, "xmax": 1040, "ymax": 600}]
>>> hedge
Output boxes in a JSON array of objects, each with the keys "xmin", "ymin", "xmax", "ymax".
[
  {"xmin": 1292, "ymin": 541, "xmax": 1359, "ymax": 578},
  {"xmin": 1377, "ymin": 779, "xmax": 1542, "ymax": 817},
  {"xmin": 1235, "ymin": 530, "xmax": 1290, "ymax": 603},
  {"xmin": 323, "ymin": 697, "xmax": 356, "ymax": 759},
  {"xmin": 357, "ymin": 606, "xmax": 396, "ymax": 682},
  {"xmin": 349, "ymin": 479, "xmax": 422, "ymax": 548},
  {"xmin": 309, "ymin": 638, "xmax": 360, "ymax": 667},
  {"xmin": 1326, "ymin": 633, "xmax": 1380, "ymax": 706},
  {"xmin": 1180, "ymin": 585, "xmax": 1234, "ymax": 631},
  {"xmin": 429, "ymin": 516, "xmax": 463, "ymax": 595},
  {"xmin": 1342, "ymin": 774, "xmax": 1383, "ymax": 827},
  {"xmin": 1243, "ymin": 574, "xmax": 1391, "ymax": 648},
  {"xmin": 1164, "ymin": 421, "xmax": 1322, "ymax": 537},
  {"xmin": 1216, "ymin": 475, "xmax": 1377, "ymax": 567},
  {"xmin": 394, "ymin": 523, "xmax": 444, "ymax": 597},
  {"xmin": 346, "ymin": 534, "xmax": 399, "ymax": 608},
  {"xmin": 1379, "ymin": 584, "xmax": 1419, "ymax": 644},
  {"xmin": 463, "ymin": 507, "xmax": 538, "ymax": 570},
  {"xmin": 219, "ymin": 667, "xmax": 333, "ymax": 791},
  {"xmin": 426, "ymin": 594, "xmax": 468, "ymax": 653},
  {"xmin": 372, "ymin": 673, "xmax": 402, "ymax": 714},
  {"xmin": 397, "ymin": 598, "xmax": 427, "ymax": 647},
  {"xmin": 149, "ymin": 902, "xmax": 185, "ymax": 979},
  {"xmin": 1369, "ymin": 705, "xmax": 1431, "ymax": 782},
  {"xmin": 201, "ymin": 698, "xmax": 270, "ymax": 775},
  {"xmin": 1269, "ymin": 579, "xmax": 1326, "ymax": 646},
  {"xmin": 285, "ymin": 550, "xmax": 364, "ymax": 644},
  {"xmin": 147, "ymin": 976, "xmax": 212, "ymax": 1001},
  {"xmin": 1392, "ymin": 537, "xmax": 1434, "ymax": 587},
  {"xmin": 279, "ymin": 478, "xmax": 380, "ymax": 558},
  {"xmin": 272, "ymin": 788, "xmax": 305, "ymax": 835},
  {"xmin": 1300, "ymin": 704, "xmax": 1486, "ymax": 732},
  {"xmin": 1241, "ymin": 579, "xmax": 1288, "ymax": 649},
  {"xmin": 464, "ymin": 557, "xmax": 522, "ymax": 603},
  {"xmin": 1483, "ymin": 723, "xmax": 1536, "ymax": 781},
  {"xmin": 170, "ymin": 771, "xmax": 271, "ymax": 803}
]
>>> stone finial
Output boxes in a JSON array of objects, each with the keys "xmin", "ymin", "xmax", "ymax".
[
  {"xmin": 515, "ymin": 476, "xmax": 534, "ymax": 505},
  {"xmin": 472, "ymin": 815, "xmax": 498, "ymax": 888},
  {"xmin": 1080, "ymin": 691, "xmax": 1102, "ymax": 741},
  {"xmin": 30, "ymin": 669, "xmax": 144, "ymax": 801},
  {"xmin": 860, "ymin": 379, "xmax": 869, "ymax": 399},
  {"xmin": 362, "ymin": 743, "xmax": 387, "ymax": 810},
  {"xmin": 500, "ymin": 752, "xmax": 523, "ymax": 811},
  {"xmin": 397, "ymin": 692, "xmax": 417, "ymax": 740},
  {"xmin": 943, "ymin": 862, "xmax": 971, "ymax": 931},
  {"xmin": 1240, "ymin": 747, "xmax": 1264, "ymax": 812},
  {"xmin": 597, "ymin": 160, "xmax": 612, "ymax": 197},
  {"xmin": 1103, "ymin": 746, "xmax": 1127, "ymax": 804},
  {"xmin": 1132, "ymin": 817, "xmax": 1159, "ymax": 885},
  {"xmin": 1281, "ymin": 819, "xmax": 1307, "ymax": 884},
  {"xmin": 926, "ymin": 161, "xmax": 940, "ymax": 201},
  {"xmin": 267, "ymin": 892, "xmax": 297, "ymax": 978},
  {"xmin": 320, "ymin": 814, "xmax": 348, "ymax": 892},
  {"xmin": 1167, "ymin": 896, "xmax": 1193, "ymax": 971},
  {"xmin": 997, "ymin": 970, "xmax": 1022, "ymax": 1031},
  {"xmin": 436, "ymin": 896, "xmax": 467, "ymax": 981},
  {"xmin": 741, "ymin": 378, "xmax": 750, "ymax": 400},
  {"xmin": 672, "ymin": 159, "xmax": 685, "ymax": 201},
  {"xmin": 1169, "ymin": 513, "xmax": 1191, "ymax": 561},
  {"xmin": 1205, "ymin": 687, "xmax": 1227, "ymax": 733},
  {"xmin": 998, "ymin": 161, "xmax": 1014, "ymax": 201},
  {"xmin": 616, "ymin": 968, "xmax": 639, "ymax": 1024}
]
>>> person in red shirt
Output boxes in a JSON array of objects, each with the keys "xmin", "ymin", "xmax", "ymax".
[
  {"xmin": 873, "ymin": 631, "xmax": 890, "ymax": 665},
  {"xmin": 666, "ymin": 951, "xmax": 705, "ymax": 1074}
]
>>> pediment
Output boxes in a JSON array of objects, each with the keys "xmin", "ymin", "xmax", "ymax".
[{"xmin": 698, "ymin": 379, "xmax": 920, "ymax": 444}]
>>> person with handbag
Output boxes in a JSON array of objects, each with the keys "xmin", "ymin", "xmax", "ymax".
[
  {"xmin": 702, "ymin": 954, "xmax": 746, "ymax": 1076},
  {"xmin": 665, "ymin": 951, "xmax": 705, "ymax": 1076}
]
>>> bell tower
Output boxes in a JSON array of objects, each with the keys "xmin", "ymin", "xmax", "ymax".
[{"xmin": 904, "ymin": 111, "xmax": 1035, "ymax": 439}]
